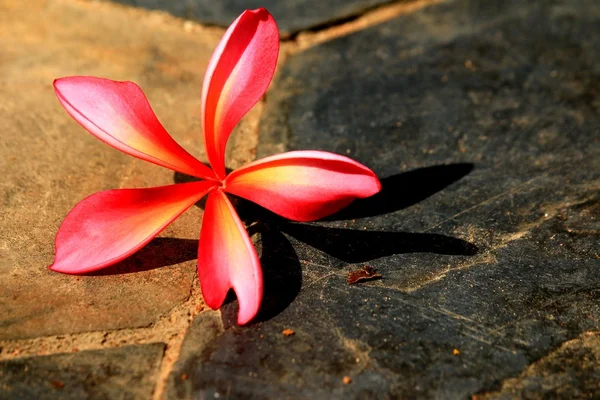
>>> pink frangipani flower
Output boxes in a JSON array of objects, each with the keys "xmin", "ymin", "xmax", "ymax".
[{"xmin": 50, "ymin": 8, "xmax": 381, "ymax": 324}]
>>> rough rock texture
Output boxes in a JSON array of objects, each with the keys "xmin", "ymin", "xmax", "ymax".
[
  {"xmin": 2, "ymin": 0, "xmax": 599, "ymax": 398},
  {"xmin": 0, "ymin": 0, "xmax": 225, "ymax": 340},
  {"xmin": 168, "ymin": 0, "xmax": 600, "ymax": 398},
  {"xmin": 108, "ymin": 0, "xmax": 395, "ymax": 36},
  {"xmin": 478, "ymin": 332, "xmax": 600, "ymax": 400},
  {"xmin": 0, "ymin": 343, "xmax": 165, "ymax": 400}
]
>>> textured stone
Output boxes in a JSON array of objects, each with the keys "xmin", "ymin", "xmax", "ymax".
[
  {"xmin": 170, "ymin": 0, "xmax": 600, "ymax": 398},
  {"xmin": 165, "ymin": 311, "xmax": 224, "ymax": 399},
  {"xmin": 108, "ymin": 0, "xmax": 394, "ymax": 36},
  {"xmin": 0, "ymin": 343, "xmax": 164, "ymax": 400},
  {"xmin": 478, "ymin": 332, "xmax": 600, "ymax": 400},
  {"xmin": 0, "ymin": 0, "xmax": 226, "ymax": 339}
]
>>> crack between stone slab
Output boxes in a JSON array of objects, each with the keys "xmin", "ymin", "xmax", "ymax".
[
  {"xmin": 87, "ymin": 0, "xmax": 443, "ymax": 58},
  {"xmin": 283, "ymin": 0, "xmax": 444, "ymax": 53},
  {"xmin": 150, "ymin": 98, "xmax": 265, "ymax": 400},
  {"xmin": 0, "ymin": 272, "xmax": 207, "ymax": 373},
  {"xmin": 95, "ymin": 0, "xmax": 444, "ymax": 63},
  {"xmin": 285, "ymin": 0, "xmax": 440, "ymax": 39},
  {"xmin": 150, "ymin": 276, "xmax": 206, "ymax": 400}
]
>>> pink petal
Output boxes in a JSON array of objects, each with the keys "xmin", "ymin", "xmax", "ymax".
[
  {"xmin": 198, "ymin": 190, "xmax": 262, "ymax": 325},
  {"xmin": 224, "ymin": 151, "xmax": 382, "ymax": 221},
  {"xmin": 50, "ymin": 181, "xmax": 216, "ymax": 274},
  {"xmin": 202, "ymin": 8, "xmax": 279, "ymax": 180},
  {"xmin": 54, "ymin": 76, "xmax": 216, "ymax": 179}
]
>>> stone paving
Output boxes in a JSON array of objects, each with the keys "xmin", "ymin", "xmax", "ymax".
[
  {"xmin": 1, "ymin": 0, "xmax": 599, "ymax": 399},
  {"xmin": 109, "ymin": 0, "xmax": 397, "ymax": 37}
]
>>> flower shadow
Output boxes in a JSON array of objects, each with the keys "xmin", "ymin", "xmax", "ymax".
[
  {"xmin": 215, "ymin": 163, "xmax": 478, "ymax": 324},
  {"xmin": 85, "ymin": 237, "xmax": 198, "ymax": 276},
  {"xmin": 324, "ymin": 163, "xmax": 475, "ymax": 221},
  {"xmin": 87, "ymin": 163, "xmax": 478, "ymax": 323}
]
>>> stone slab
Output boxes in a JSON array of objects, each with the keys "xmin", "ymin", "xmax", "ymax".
[
  {"xmin": 0, "ymin": 343, "xmax": 165, "ymax": 400},
  {"xmin": 479, "ymin": 332, "xmax": 600, "ymax": 399},
  {"xmin": 108, "ymin": 0, "xmax": 395, "ymax": 36},
  {"xmin": 169, "ymin": 0, "xmax": 600, "ymax": 398},
  {"xmin": 0, "ymin": 0, "xmax": 225, "ymax": 340}
]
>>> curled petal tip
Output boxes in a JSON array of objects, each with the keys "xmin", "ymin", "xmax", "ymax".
[
  {"xmin": 48, "ymin": 261, "xmax": 81, "ymax": 275},
  {"xmin": 375, "ymin": 179, "xmax": 383, "ymax": 193},
  {"xmin": 369, "ymin": 173, "xmax": 383, "ymax": 195},
  {"xmin": 237, "ymin": 309, "xmax": 255, "ymax": 325},
  {"xmin": 198, "ymin": 191, "xmax": 263, "ymax": 324},
  {"xmin": 246, "ymin": 7, "xmax": 271, "ymax": 19}
]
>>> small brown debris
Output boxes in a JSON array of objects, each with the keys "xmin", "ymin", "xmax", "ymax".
[
  {"xmin": 464, "ymin": 59, "xmax": 474, "ymax": 69},
  {"xmin": 458, "ymin": 137, "xmax": 467, "ymax": 153},
  {"xmin": 343, "ymin": 376, "xmax": 352, "ymax": 384},
  {"xmin": 181, "ymin": 373, "xmax": 189, "ymax": 381},
  {"xmin": 453, "ymin": 348, "xmax": 460, "ymax": 356},
  {"xmin": 347, "ymin": 266, "xmax": 382, "ymax": 284},
  {"xmin": 50, "ymin": 380, "xmax": 65, "ymax": 389},
  {"xmin": 282, "ymin": 328, "xmax": 295, "ymax": 337}
]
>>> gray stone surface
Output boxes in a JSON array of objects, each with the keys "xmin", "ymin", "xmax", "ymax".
[
  {"xmin": 0, "ymin": 343, "xmax": 165, "ymax": 400},
  {"xmin": 108, "ymin": 0, "xmax": 394, "ymax": 36},
  {"xmin": 169, "ymin": 0, "xmax": 600, "ymax": 398},
  {"xmin": 479, "ymin": 332, "xmax": 600, "ymax": 400}
]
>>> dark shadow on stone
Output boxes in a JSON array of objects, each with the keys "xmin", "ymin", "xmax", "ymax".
[
  {"xmin": 254, "ymin": 224, "xmax": 302, "ymax": 323},
  {"xmin": 173, "ymin": 163, "xmax": 477, "ymax": 321},
  {"xmin": 213, "ymin": 219, "xmax": 303, "ymax": 326},
  {"xmin": 173, "ymin": 171, "xmax": 204, "ymax": 185},
  {"xmin": 325, "ymin": 163, "xmax": 474, "ymax": 221},
  {"xmin": 280, "ymin": 224, "xmax": 478, "ymax": 263},
  {"xmin": 210, "ymin": 289, "xmax": 239, "ymax": 310},
  {"xmin": 84, "ymin": 238, "xmax": 198, "ymax": 276},
  {"xmin": 219, "ymin": 298, "xmax": 239, "ymax": 330}
]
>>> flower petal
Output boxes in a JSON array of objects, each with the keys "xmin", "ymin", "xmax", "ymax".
[
  {"xmin": 224, "ymin": 151, "xmax": 382, "ymax": 221},
  {"xmin": 198, "ymin": 190, "xmax": 262, "ymax": 325},
  {"xmin": 50, "ymin": 181, "xmax": 216, "ymax": 274},
  {"xmin": 202, "ymin": 8, "xmax": 279, "ymax": 179},
  {"xmin": 54, "ymin": 76, "xmax": 216, "ymax": 179}
]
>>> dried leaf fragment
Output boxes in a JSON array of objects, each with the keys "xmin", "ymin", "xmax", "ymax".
[
  {"xmin": 50, "ymin": 380, "xmax": 65, "ymax": 389},
  {"xmin": 347, "ymin": 265, "xmax": 382, "ymax": 284}
]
